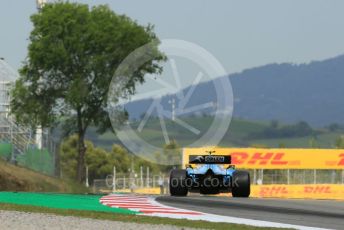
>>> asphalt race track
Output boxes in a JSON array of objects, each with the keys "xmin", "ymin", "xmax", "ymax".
[{"xmin": 156, "ymin": 196, "xmax": 344, "ymax": 229}]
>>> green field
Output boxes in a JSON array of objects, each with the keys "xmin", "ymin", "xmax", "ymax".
[{"xmin": 85, "ymin": 117, "xmax": 343, "ymax": 149}]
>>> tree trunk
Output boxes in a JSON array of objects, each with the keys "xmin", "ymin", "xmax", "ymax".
[
  {"xmin": 76, "ymin": 132, "xmax": 86, "ymax": 183},
  {"xmin": 76, "ymin": 106, "xmax": 87, "ymax": 183}
]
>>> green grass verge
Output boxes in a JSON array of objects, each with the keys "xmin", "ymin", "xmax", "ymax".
[
  {"xmin": 0, "ymin": 202, "xmax": 284, "ymax": 230},
  {"xmin": 0, "ymin": 192, "xmax": 136, "ymax": 214}
]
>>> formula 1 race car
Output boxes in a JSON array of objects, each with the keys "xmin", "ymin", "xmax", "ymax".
[{"xmin": 169, "ymin": 151, "xmax": 250, "ymax": 197}]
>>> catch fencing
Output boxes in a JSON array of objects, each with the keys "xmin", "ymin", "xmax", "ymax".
[
  {"xmin": 0, "ymin": 113, "xmax": 58, "ymax": 176},
  {"xmin": 248, "ymin": 169, "xmax": 344, "ymax": 185}
]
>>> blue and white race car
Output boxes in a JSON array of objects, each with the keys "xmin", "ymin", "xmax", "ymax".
[{"xmin": 169, "ymin": 151, "xmax": 250, "ymax": 197}]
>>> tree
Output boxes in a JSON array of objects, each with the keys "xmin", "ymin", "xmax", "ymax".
[
  {"xmin": 328, "ymin": 123, "xmax": 340, "ymax": 132},
  {"xmin": 60, "ymin": 135, "xmax": 160, "ymax": 182},
  {"xmin": 335, "ymin": 136, "xmax": 344, "ymax": 148},
  {"xmin": 60, "ymin": 135, "xmax": 121, "ymax": 181},
  {"xmin": 10, "ymin": 2, "xmax": 165, "ymax": 182},
  {"xmin": 155, "ymin": 140, "xmax": 181, "ymax": 171},
  {"xmin": 60, "ymin": 135, "xmax": 82, "ymax": 180},
  {"xmin": 270, "ymin": 120, "xmax": 279, "ymax": 129}
]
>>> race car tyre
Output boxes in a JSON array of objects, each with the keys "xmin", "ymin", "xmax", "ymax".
[
  {"xmin": 169, "ymin": 169, "xmax": 188, "ymax": 196},
  {"xmin": 231, "ymin": 170, "xmax": 250, "ymax": 198}
]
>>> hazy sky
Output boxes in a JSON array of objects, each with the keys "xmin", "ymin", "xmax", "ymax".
[{"xmin": 1, "ymin": 0, "xmax": 344, "ymax": 82}]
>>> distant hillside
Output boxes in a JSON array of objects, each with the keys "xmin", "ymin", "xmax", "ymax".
[
  {"xmin": 124, "ymin": 54, "xmax": 344, "ymax": 127},
  {"xmin": 86, "ymin": 118, "xmax": 341, "ymax": 150}
]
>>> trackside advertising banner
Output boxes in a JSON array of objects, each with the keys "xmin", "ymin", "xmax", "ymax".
[
  {"xmin": 183, "ymin": 147, "xmax": 344, "ymax": 169},
  {"xmin": 250, "ymin": 184, "xmax": 344, "ymax": 200}
]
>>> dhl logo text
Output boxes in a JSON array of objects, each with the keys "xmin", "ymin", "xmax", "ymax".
[
  {"xmin": 259, "ymin": 186, "xmax": 289, "ymax": 196},
  {"xmin": 231, "ymin": 152, "xmax": 289, "ymax": 165},
  {"xmin": 338, "ymin": 153, "xmax": 344, "ymax": 166},
  {"xmin": 304, "ymin": 186, "xmax": 332, "ymax": 194}
]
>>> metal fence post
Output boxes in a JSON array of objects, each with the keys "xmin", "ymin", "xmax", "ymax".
[
  {"xmin": 331, "ymin": 170, "xmax": 336, "ymax": 184},
  {"xmin": 140, "ymin": 166, "xmax": 143, "ymax": 188},
  {"xmin": 146, "ymin": 167, "xmax": 150, "ymax": 188},
  {"xmin": 302, "ymin": 170, "xmax": 306, "ymax": 184},
  {"xmin": 287, "ymin": 169, "xmax": 290, "ymax": 185},
  {"xmin": 10, "ymin": 121, "xmax": 14, "ymax": 163},
  {"xmin": 314, "ymin": 169, "xmax": 317, "ymax": 184},
  {"xmin": 112, "ymin": 166, "xmax": 116, "ymax": 193},
  {"xmin": 85, "ymin": 165, "xmax": 89, "ymax": 188}
]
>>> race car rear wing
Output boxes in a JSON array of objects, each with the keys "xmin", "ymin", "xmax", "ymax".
[{"xmin": 189, "ymin": 155, "xmax": 231, "ymax": 164}]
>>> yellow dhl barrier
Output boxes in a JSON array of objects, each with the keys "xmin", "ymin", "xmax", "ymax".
[
  {"xmin": 115, "ymin": 185, "xmax": 344, "ymax": 200},
  {"xmin": 250, "ymin": 184, "xmax": 344, "ymax": 200},
  {"xmin": 183, "ymin": 147, "xmax": 344, "ymax": 169}
]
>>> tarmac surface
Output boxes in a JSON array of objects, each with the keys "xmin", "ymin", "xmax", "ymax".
[{"xmin": 157, "ymin": 195, "xmax": 344, "ymax": 229}]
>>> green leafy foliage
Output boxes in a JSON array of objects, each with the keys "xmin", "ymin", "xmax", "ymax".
[{"xmin": 60, "ymin": 135, "xmax": 160, "ymax": 182}]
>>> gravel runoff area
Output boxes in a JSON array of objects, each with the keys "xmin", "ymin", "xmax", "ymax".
[{"xmin": 0, "ymin": 210, "xmax": 199, "ymax": 230}]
